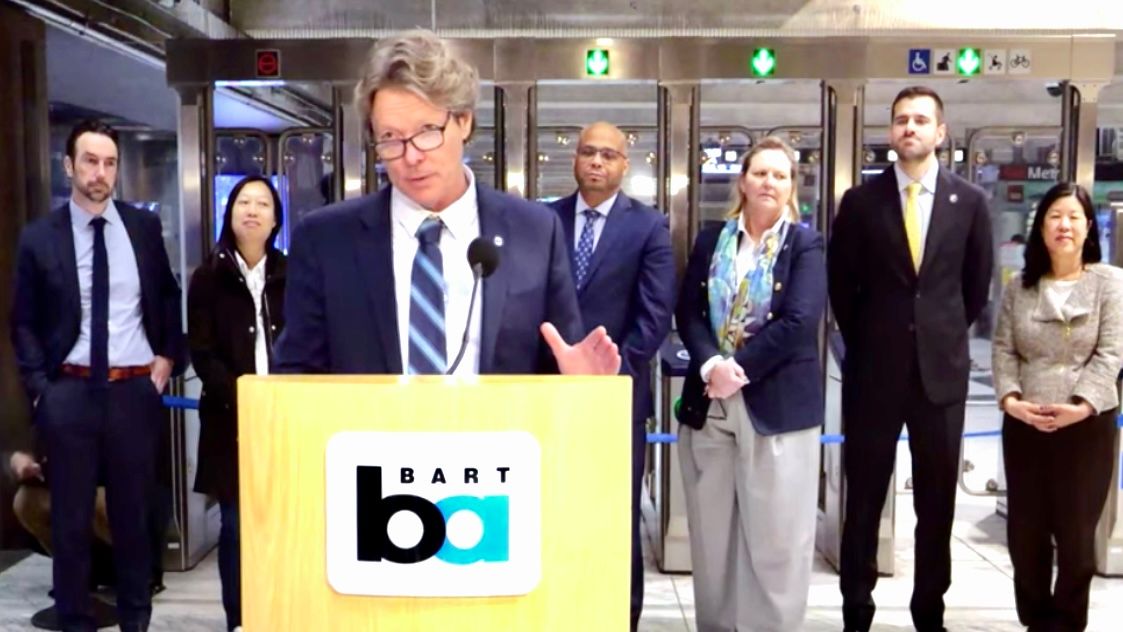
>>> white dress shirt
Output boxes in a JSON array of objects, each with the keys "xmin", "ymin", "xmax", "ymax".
[
  {"xmin": 64, "ymin": 200, "xmax": 155, "ymax": 367},
  {"xmin": 574, "ymin": 191, "xmax": 618, "ymax": 252},
  {"xmin": 391, "ymin": 167, "xmax": 482, "ymax": 376},
  {"xmin": 234, "ymin": 251, "xmax": 270, "ymax": 376},
  {"xmin": 893, "ymin": 160, "xmax": 939, "ymax": 264}
]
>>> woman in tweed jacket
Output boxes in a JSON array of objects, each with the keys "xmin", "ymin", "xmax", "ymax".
[{"xmin": 992, "ymin": 182, "xmax": 1123, "ymax": 632}]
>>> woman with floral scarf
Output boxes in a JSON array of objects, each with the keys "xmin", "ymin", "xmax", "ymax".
[{"xmin": 675, "ymin": 136, "xmax": 827, "ymax": 632}]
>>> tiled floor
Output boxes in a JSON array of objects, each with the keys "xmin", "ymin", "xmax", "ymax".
[
  {"xmin": 637, "ymin": 489, "xmax": 1122, "ymax": 632},
  {"xmin": 2, "ymin": 489, "xmax": 1120, "ymax": 631}
]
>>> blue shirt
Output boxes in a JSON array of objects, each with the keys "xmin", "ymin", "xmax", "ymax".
[{"xmin": 63, "ymin": 200, "xmax": 155, "ymax": 367}]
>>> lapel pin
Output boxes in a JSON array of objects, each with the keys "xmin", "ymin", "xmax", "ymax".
[
  {"xmin": 949, "ymin": 193, "xmax": 958, "ymax": 204},
  {"xmin": 493, "ymin": 236, "xmax": 504, "ymax": 247}
]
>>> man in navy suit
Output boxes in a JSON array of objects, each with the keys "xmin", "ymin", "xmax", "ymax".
[
  {"xmin": 548, "ymin": 122, "xmax": 675, "ymax": 630},
  {"xmin": 10, "ymin": 119, "xmax": 185, "ymax": 632},
  {"xmin": 274, "ymin": 30, "xmax": 620, "ymax": 379}
]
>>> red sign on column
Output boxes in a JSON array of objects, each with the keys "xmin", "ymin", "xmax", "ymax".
[{"xmin": 255, "ymin": 49, "xmax": 281, "ymax": 79}]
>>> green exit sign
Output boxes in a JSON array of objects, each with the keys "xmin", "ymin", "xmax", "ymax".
[
  {"xmin": 585, "ymin": 49, "xmax": 610, "ymax": 77},
  {"xmin": 957, "ymin": 47, "xmax": 982, "ymax": 76},
  {"xmin": 750, "ymin": 48, "xmax": 777, "ymax": 77}
]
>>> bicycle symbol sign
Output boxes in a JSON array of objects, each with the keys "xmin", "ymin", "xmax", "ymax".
[{"xmin": 1008, "ymin": 48, "xmax": 1032, "ymax": 75}]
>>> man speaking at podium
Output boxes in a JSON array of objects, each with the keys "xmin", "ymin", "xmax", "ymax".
[{"xmin": 274, "ymin": 30, "xmax": 619, "ymax": 377}]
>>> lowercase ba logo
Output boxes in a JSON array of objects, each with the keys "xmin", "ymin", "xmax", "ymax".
[{"xmin": 325, "ymin": 431, "xmax": 541, "ymax": 596}]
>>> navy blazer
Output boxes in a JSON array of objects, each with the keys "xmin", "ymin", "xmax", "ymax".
[
  {"xmin": 676, "ymin": 221, "xmax": 827, "ymax": 435},
  {"xmin": 10, "ymin": 202, "xmax": 186, "ymax": 402},
  {"xmin": 273, "ymin": 184, "xmax": 584, "ymax": 375},
  {"xmin": 549, "ymin": 192, "xmax": 675, "ymax": 422}
]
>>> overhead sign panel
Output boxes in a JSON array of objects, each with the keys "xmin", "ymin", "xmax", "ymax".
[
  {"xmin": 932, "ymin": 48, "xmax": 955, "ymax": 75},
  {"xmin": 750, "ymin": 48, "xmax": 777, "ymax": 77},
  {"xmin": 1008, "ymin": 48, "xmax": 1033, "ymax": 75},
  {"xmin": 956, "ymin": 48, "xmax": 982, "ymax": 76},
  {"xmin": 585, "ymin": 49, "xmax": 610, "ymax": 77},
  {"xmin": 984, "ymin": 49, "xmax": 1007, "ymax": 74},
  {"xmin": 255, "ymin": 49, "xmax": 281, "ymax": 79},
  {"xmin": 908, "ymin": 49, "xmax": 931, "ymax": 75}
]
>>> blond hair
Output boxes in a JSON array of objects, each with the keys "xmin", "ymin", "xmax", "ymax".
[
  {"xmin": 726, "ymin": 136, "xmax": 801, "ymax": 223},
  {"xmin": 354, "ymin": 30, "xmax": 479, "ymax": 136}
]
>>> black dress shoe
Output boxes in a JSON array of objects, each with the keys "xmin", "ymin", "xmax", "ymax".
[
  {"xmin": 30, "ymin": 600, "xmax": 120, "ymax": 631},
  {"xmin": 29, "ymin": 605, "xmax": 61, "ymax": 631},
  {"xmin": 91, "ymin": 598, "xmax": 120, "ymax": 629}
]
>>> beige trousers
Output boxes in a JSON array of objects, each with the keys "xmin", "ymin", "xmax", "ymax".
[{"xmin": 678, "ymin": 395, "xmax": 821, "ymax": 632}]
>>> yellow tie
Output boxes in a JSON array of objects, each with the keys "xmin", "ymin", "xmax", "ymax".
[{"xmin": 904, "ymin": 181, "xmax": 922, "ymax": 271}]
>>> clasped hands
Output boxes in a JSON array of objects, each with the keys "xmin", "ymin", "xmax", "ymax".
[
  {"xmin": 705, "ymin": 358, "xmax": 748, "ymax": 400},
  {"xmin": 1002, "ymin": 395, "xmax": 1093, "ymax": 433}
]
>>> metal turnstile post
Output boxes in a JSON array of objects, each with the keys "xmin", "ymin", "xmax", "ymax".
[{"xmin": 649, "ymin": 340, "xmax": 692, "ymax": 572}]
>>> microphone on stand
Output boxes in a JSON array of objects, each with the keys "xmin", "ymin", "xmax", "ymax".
[{"xmin": 446, "ymin": 237, "xmax": 501, "ymax": 375}]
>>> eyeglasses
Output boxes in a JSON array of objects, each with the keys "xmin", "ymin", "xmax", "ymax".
[
  {"xmin": 577, "ymin": 144, "xmax": 625, "ymax": 163},
  {"xmin": 373, "ymin": 112, "xmax": 454, "ymax": 161}
]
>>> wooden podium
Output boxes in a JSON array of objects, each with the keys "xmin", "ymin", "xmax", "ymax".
[{"xmin": 238, "ymin": 375, "xmax": 632, "ymax": 631}]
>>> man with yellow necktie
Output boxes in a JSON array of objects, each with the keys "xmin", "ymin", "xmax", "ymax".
[{"xmin": 827, "ymin": 86, "xmax": 994, "ymax": 632}]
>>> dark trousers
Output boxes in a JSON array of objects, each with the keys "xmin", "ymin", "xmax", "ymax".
[
  {"xmin": 39, "ymin": 376, "xmax": 161, "ymax": 632},
  {"xmin": 147, "ymin": 483, "xmax": 172, "ymax": 590},
  {"xmin": 840, "ymin": 365, "xmax": 965, "ymax": 632},
  {"xmin": 218, "ymin": 502, "xmax": 241, "ymax": 631},
  {"xmin": 630, "ymin": 415, "xmax": 645, "ymax": 631},
  {"xmin": 1003, "ymin": 410, "xmax": 1117, "ymax": 632}
]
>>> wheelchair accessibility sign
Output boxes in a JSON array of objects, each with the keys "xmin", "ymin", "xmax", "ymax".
[{"xmin": 908, "ymin": 49, "xmax": 931, "ymax": 75}]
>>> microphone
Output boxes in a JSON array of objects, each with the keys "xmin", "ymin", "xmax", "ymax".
[{"xmin": 446, "ymin": 237, "xmax": 501, "ymax": 375}]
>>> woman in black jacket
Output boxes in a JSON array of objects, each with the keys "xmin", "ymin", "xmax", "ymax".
[{"xmin": 188, "ymin": 175, "xmax": 286, "ymax": 632}]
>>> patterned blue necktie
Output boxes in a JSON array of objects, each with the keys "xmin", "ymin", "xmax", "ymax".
[
  {"xmin": 574, "ymin": 209, "xmax": 600, "ymax": 289},
  {"xmin": 89, "ymin": 217, "xmax": 109, "ymax": 385},
  {"xmin": 408, "ymin": 217, "xmax": 447, "ymax": 374}
]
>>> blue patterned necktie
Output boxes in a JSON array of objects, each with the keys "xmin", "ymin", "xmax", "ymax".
[
  {"xmin": 408, "ymin": 217, "xmax": 447, "ymax": 374},
  {"xmin": 574, "ymin": 209, "xmax": 600, "ymax": 289},
  {"xmin": 89, "ymin": 217, "xmax": 109, "ymax": 385}
]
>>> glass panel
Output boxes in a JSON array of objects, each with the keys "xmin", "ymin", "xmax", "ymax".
[
  {"xmin": 970, "ymin": 128, "xmax": 1062, "ymax": 290},
  {"xmin": 1095, "ymin": 83, "xmax": 1123, "ymax": 265},
  {"xmin": 534, "ymin": 82, "xmax": 659, "ymax": 206},
  {"xmin": 280, "ymin": 130, "xmax": 335, "ymax": 252},
  {"xmin": 463, "ymin": 127, "xmax": 497, "ymax": 190},
  {"xmin": 215, "ymin": 132, "xmax": 269, "ymax": 176},
  {"xmin": 699, "ymin": 81, "xmax": 822, "ymax": 233}
]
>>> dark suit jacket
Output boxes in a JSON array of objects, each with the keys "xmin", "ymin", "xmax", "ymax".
[
  {"xmin": 10, "ymin": 202, "xmax": 186, "ymax": 403},
  {"xmin": 827, "ymin": 166, "xmax": 993, "ymax": 416},
  {"xmin": 676, "ymin": 222, "xmax": 827, "ymax": 435},
  {"xmin": 273, "ymin": 185, "xmax": 583, "ymax": 375},
  {"xmin": 549, "ymin": 192, "xmax": 675, "ymax": 422}
]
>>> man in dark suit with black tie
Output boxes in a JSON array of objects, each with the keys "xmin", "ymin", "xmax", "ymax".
[
  {"xmin": 274, "ymin": 30, "xmax": 619, "ymax": 379},
  {"xmin": 10, "ymin": 119, "xmax": 184, "ymax": 632},
  {"xmin": 548, "ymin": 121, "xmax": 675, "ymax": 630},
  {"xmin": 827, "ymin": 86, "xmax": 994, "ymax": 632}
]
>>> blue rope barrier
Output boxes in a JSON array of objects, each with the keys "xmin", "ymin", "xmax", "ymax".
[
  {"xmin": 162, "ymin": 397, "xmax": 1121, "ymax": 440},
  {"xmin": 161, "ymin": 395, "xmax": 199, "ymax": 410},
  {"xmin": 647, "ymin": 416, "xmax": 1123, "ymax": 445}
]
